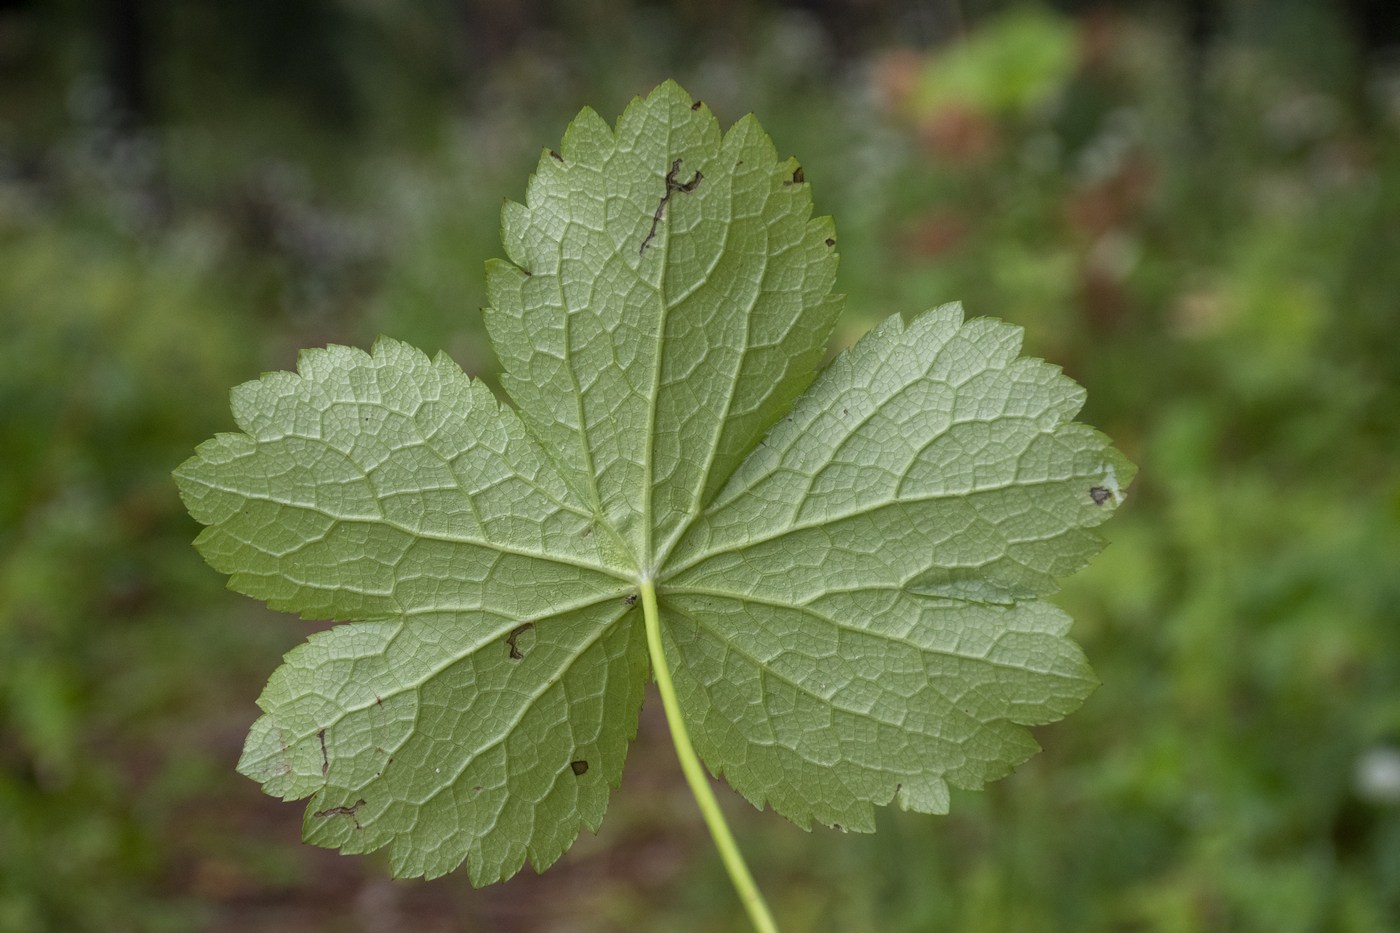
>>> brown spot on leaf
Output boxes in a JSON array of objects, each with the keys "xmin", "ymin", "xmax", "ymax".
[
  {"xmin": 570, "ymin": 760, "xmax": 589, "ymax": 776},
  {"xmin": 317, "ymin": 729, "xmax": 329, "ymax": 777},
  {"xmin": 785, "ymin": 166, "xmax": 805, "ymax": 185},
  {"xmin": 549, "ymin": 149, "xmax": 563, "ymax": 161},
  {"xmin": 825, "ymin": 237, "xmax": 836, "ymax": 247},
  {"xmin": 507, "ymin": 622, "xmax": 535, "ymax": 660},
  {"xmin": 691, "ymin": 100, "xmax": 703, "ymax": 111},
  {"xmin": 624, "ymin": 593, "xmax": 638, "ymax": 608},
  {"xmin": 1089, "ymin": 486, "xmax": 1112, "ymax": 506}
]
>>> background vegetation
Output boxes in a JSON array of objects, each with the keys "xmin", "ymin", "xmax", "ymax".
[{"xmin": 3, "ymin": 1, "xmax": 1399, "ymax": 929}]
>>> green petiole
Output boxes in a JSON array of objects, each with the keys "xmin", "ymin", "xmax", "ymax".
[{"xmin": 639, "ymin": 579, "xmax": 779, "ymax": 933}]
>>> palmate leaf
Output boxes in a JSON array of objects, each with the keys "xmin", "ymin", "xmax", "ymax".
[{"xmin": 175, "ymin": 81, "xmax": 1134, "ymax": 886}]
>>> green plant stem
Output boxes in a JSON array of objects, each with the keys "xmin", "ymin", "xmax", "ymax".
[{"xmin": 640, "ymin": 579, "xmax": 779, "ymax": 933}]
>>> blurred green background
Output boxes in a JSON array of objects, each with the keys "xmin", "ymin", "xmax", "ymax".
[{"xmin": 3, "ymin": 0, "xmax": 1399, "ymax": 930}]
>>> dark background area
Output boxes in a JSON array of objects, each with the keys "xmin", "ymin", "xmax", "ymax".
[{"xmin": 3, "ymin": 1, "xmax": 1400, "ymax": 930}]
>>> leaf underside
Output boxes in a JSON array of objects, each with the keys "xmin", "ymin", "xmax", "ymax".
[{"xmin": 175, "ymin": 81, "xmax": 1135, "ymax": 884}]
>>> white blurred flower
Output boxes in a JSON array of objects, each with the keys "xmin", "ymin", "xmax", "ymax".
[{"xmin": 1354, "ymin": 746, "xmax": 1400, "ymax": 805}]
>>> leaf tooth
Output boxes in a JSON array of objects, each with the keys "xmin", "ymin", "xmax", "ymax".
[{"xmin": 559, "ymin": 105, "xmax": 613, "ymax": 162}]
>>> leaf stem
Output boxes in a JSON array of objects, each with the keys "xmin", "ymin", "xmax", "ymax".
[{"xmin": 639, "ymin": 579, "xmax": 779, "ymax": 933}]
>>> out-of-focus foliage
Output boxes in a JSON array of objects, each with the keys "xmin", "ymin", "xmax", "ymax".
[
  {"xmin": 0, "ymin": 224, "xmax": 254, "ymax": 929},
  {"xmin": 2, "ymin": 1, "xmax": 1398, "ymax": 930},
  {"xmin": 896, "ymin": 6, "xmax": 1079, "ymax": 119}
]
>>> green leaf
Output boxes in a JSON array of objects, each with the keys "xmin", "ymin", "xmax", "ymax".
[
  {"xmin": 486, "ymin": 83, "xmax": 840, "ymax": 558},
  {"xmin": 177, "ymin": 340, "xmax": 644, "ymax": 883},
  {"xmin": 176, "ymin": 80, "xmax": 1134, "ymax": 884},
  {"xmin": 664, "ymin": 306, "xmax": 1131, "ymax": 828}
]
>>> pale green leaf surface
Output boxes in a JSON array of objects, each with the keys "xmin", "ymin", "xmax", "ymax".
[
  {"xmin": 175, "ymin": 339, "xmax": 645, "ymax": 882},
  {"xmin": 486, "ymin": 82, "xmax": 841, "ymax": 557},
  {"xmin": 664, "ymin": 305, "xmax": 1134, "ymax": 827},
  {"xmin": 176, "ymin": 81, "xmax": 1133, "ymax": 884}
]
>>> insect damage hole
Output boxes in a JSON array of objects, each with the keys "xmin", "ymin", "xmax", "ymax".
[
  {"xmin": 313, "ymin": 799, "xmax": 365, "ymax": 819},
  {"xmin": 506, "ymin": 622, "xmax": 535, "ymax": 660},
  {"xmin": 640, "ymin": 158, "xmax": 703, "ymax": 256},
  {"xmin": 570, "ymin": 760, "xmax": 590, "ymax": 776}
]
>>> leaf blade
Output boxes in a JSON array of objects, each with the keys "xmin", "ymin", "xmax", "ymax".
[
  {"xmin": 663, "ymin": 303, "xmax": 1130, "ymax": 828},
  {"xmin": 239, "ymin": 600, "xmax": 647, "ymax": 883},
  {"xmin": 179, "ymin": 83, "xmax": 1136, "ymax": 886},
  {"xmin": 175, "ymin": 336, "xmax": 644, "ymax": 882},
  {"xmin": 661, "ymin": 589, "xmax": 1093, "ymax": 828},
  {"xmin": 174, "ymin": 338, "xmax": 628, "ymax": 623},
  {"xmin": 486, "ymin": 81, "xmax": 842, "ymax": 563}
]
